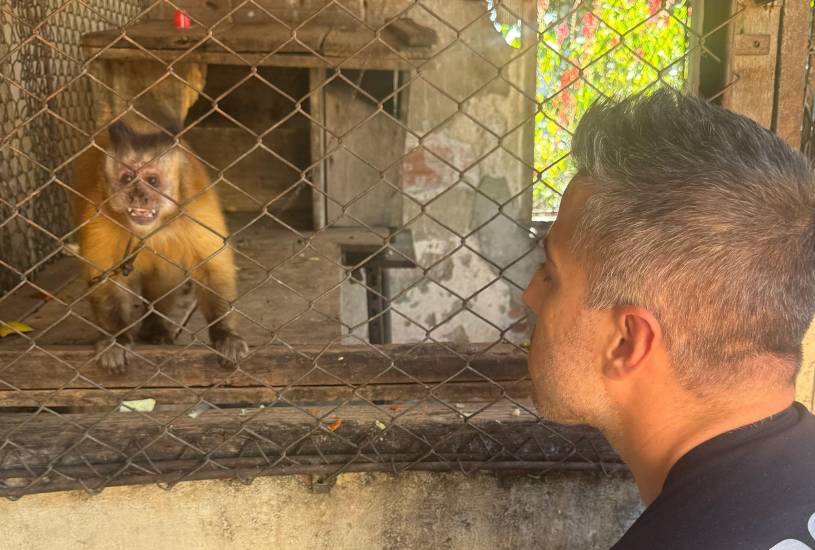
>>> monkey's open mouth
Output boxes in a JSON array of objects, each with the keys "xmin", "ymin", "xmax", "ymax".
[{"xmin": 128, "ymin": 207, "xmax": 158, "ymax": 225}]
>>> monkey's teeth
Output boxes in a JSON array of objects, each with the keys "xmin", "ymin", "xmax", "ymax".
[{"xmin": 129, "ymin": 208, "xmax": 156, "ymax": 218}]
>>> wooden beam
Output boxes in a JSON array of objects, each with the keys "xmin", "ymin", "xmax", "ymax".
[
  {"xmin": 0, "ymin": 343, "xmax": 528, "ymax": 396},
  {"xmin": 81, "ymin": 47, "xmax": 424, "ymax": 71},
  {"xmin": 722, "ymin": 1, "xmax": 782, "ymax": 128},
  {"xmin": 774, "ymin": 0, "xmax": 810, "ymax": 147},
  {"xmin": 0, "ymin": 380, "xmax": 532, "ymax": 408},
  {"xmin": 80, "ymin": 18, "xmax": 435, "ymax": 70},
  {"xmin": 0, "ymin": 400, "xmax": 617, "ymax": 497}
]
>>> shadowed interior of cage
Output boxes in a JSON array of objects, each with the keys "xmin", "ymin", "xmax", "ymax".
[{"xmin": 0, "ymin": 0, "xmax": 742, "ymax": 497}]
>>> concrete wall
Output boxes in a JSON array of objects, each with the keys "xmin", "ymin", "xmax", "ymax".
[
  {"xmin": 0, "ymin": 471, "xmax": 642, "ymax": 550},
  {"xmin": 388, "ymin": 0, "xmax": 539, "ymax": 345}
]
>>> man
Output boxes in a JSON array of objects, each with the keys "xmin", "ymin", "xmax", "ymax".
[{"xmin": 523, "ymin": 89, "xmax": 815, "ymax": 549}]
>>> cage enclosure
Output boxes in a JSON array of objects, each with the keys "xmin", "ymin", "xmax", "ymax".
[{"xmin": 0, "ymin": 0, "xmax": 767, "ymax": 497}]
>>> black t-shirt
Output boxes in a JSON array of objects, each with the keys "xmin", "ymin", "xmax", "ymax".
[{"xmin": 612, "ymin": 402, "xmax": 815, "ymax": 550}]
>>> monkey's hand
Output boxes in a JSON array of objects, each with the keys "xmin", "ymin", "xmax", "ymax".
[
  {"xmin": 95, "ymin": 337, "xmax": 132, "ymax": 374},
  {"xmin": 213, "ymin": 332, "xmax": 249, "ymax": 367}
]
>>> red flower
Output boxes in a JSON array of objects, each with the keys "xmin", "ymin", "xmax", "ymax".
[
  {"xmin": 649, "ymin": 0, "xmax": 661, "ymax": 16},
  {"xmin": 556, "ymin": 22, "xmax": 569, "ymax": 45},
  {"xmin": 581, "ymin": 12, "xmax": 599, "ymax": 38},
  {"xmin": 558, "ymin": 111, "xmax": 569, "ymax": 126},
  {"xmin": 560, "ymin": 67, "xmax": 579, "ymax": 88}
]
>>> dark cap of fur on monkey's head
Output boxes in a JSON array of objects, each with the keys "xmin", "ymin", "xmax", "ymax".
[{"xmin": 107, "ymin": 120, "xmax": 180, "ymax": 154}]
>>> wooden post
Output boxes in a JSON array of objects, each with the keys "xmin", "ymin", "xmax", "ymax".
[
  {"xmin": 774, "ymin": 0, "xmax": 811, "ymax": 147},
  {"xmin": 309, "ymin": 68, "xmax": 328, "ymax": 229},
  {"xmin": 721, "ymin": 0, "xmax": 782, "ymax": 129}
]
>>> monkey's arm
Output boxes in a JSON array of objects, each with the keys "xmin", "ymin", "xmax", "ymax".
[
  {"xmin": 79, "ymin": 220, "xmax": 139, "ymax": 373},
  {"xmin": 189, "ymin": 223, "xmax": 248, "ymax": 365}
]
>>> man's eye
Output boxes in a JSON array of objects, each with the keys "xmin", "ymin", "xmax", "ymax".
[{"xmin": 538, "ymin": 262, "xmax": 552, "ymax": 282}]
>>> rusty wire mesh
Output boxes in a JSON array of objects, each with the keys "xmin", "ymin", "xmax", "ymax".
[{"xmin": 0, "ymin": 0, "xmax": 744, "ymax": 497}]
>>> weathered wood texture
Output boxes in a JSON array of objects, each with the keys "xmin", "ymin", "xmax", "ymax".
[
  {"xmin": 0, "ymin": 397, "xmax": 617, "ymax": 497},
  {"xmin": 0, "ymin": 220, "xmax": 417, "ymax": 350},
  {"xmin": 310, "ymin": 68, "xmax": 328, "ymax": 229},
  {"xmin": 80, "ymin": 12, "xmax": 437, "ymax": 70},
  {"xmin": 139, "ymin": 0, "xmax": 367, "ymax": 27},
  {"xmin": 0, "ymin": 218, "xmax": 413, "ymax": 354},
  {"xmin": 0, "ymin": 343, "xmax": 528, "ymax": 404},
  {"xmin": 774, "ymin": 0, "xmax": 810, "ymax": 147},
  {"xmin": 324, "ymin": 74, "xmax": 406, "ymax": 227},
  {"xmin": 722, "ymin": 1, "xmax": 782, "ymax": 128}
]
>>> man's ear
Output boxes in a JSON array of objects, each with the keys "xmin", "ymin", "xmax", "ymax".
[{"xmin": 603, "ymin": 306, "xmax": 661, "ymax": 379}]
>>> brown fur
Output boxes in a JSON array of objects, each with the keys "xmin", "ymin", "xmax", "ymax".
[{"xmin": 71, "ymin": 129, "xmax": 247, "ymax": 372}]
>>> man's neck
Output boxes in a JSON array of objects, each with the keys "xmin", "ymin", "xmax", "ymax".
[{"xmin": 604, "ymin": 385, "xmax": 795, "ymax": 506}]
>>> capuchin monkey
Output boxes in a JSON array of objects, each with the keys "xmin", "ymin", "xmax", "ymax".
[{"xmin": 71, "ymin": 120, "xmax": 248, "ymax": 373}]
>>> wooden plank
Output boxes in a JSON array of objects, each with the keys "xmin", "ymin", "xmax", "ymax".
[
  {"xmin": 230, "ymin": 0, "xmax": 365, "ymax": 25},
  {"xmin": 186, "ymin": 126, "xmax": 312, "ymax": 217},
  {"xmin": 309, "ymin": 68, "xmax": 328, "ymax": 229},
  {"xmin": 139, "ymin": 0, "xmax": 363, "ymax": 26},
  {"xmin": 80, "ymin": 19, "xmax": 434, "ymax": 69},
  {"xmin": 81, "ymin": 47, "xmax": 423, "ymax": 70},
  {"xmin": 722, "ymin": 1, "xmax": 782, "ymax": 128},
  {"xmin": 323, "ymin": 77, "xmax": 406, "ymax": 227},
  {"xmin": 0, "ymin": 379, "xmax": 531, "ymax": 408},
  {"xmin": 0, "ymin": 255, "xmax": 82, "ymax": 322},
  {"xmin": 0, "ymin": 343, "xmax": 528, "ymax": 391},
  {"xmin": 0, "ymin": 399, "xmax": 617, "ymax": 497},
  {"xmin": 684, "ymin": 0, "xmax": 704, "ymax": 95},
  {"xmin": 775, "ymin": 1, "xmax": 810, "ymax": 148},
  {"xmin": 81, "ymin": 22, "xmax": 323, "ymax": 55}
]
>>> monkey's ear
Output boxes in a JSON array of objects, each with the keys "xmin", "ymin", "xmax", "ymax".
[{"xmin": 107, "ymin": 120, "xmax": 134, "ymax": 151}]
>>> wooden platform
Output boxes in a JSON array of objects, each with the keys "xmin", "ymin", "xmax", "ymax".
[{"xmin": 0, "ymin": 217, "xmax": 414, "ymax": 349}]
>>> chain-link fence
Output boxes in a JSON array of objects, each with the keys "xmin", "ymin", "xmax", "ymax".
[{"xmin": 0, "ymin": 0, "xmax": 777, "ymax": 497}]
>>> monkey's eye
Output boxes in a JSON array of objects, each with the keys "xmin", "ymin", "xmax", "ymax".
[
  {"xmin": 146, "ymin": 176, "xmax": 159, "ymax": 187},
  {"xmin": 120, "ymin": 173, "xmax": 133, "ymax": 185}
]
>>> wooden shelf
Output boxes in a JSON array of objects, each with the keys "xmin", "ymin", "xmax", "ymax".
[{"xmin": 81, "ymin": 17, "xmax": 437, "ymax": 70}]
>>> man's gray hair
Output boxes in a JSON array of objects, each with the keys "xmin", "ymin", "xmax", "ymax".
[{"xmin": 570, "ymin": 89, "xmax": 815, "ymax": 388}]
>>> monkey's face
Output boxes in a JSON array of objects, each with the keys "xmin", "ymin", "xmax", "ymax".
[{"xmin": 104, "ymin": 149, "xmax": 182, "ymax": 235}]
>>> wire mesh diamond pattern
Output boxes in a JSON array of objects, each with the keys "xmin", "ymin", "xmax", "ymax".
[{"xmin": 0, "ymin": 0, "xmax": 749, "ymax": 497}]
